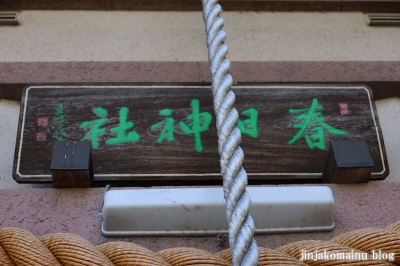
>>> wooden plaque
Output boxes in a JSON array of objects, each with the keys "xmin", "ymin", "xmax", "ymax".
[{"xmin": 13, "ymin": 85, "xmax": 388, "ymax": 185}]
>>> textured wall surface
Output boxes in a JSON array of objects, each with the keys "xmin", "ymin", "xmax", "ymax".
[
  {"xmin": 1, "ymin": 62, "xmax": 400, "ymax": 83},
  {"xmin": 1, "ymin": 62, "xmax": 400, "ymax": 102},
  {"xmin": 1, "ymin": 184, "xmax": 400, "ymax": 252},
  {"xmin": 1, "ymin": 12, "xmax": 400, "ymax": 62}
]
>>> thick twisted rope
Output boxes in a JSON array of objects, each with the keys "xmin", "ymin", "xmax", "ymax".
[
  {"xmin": 201, "ymin": 0, "xmax": 258, "ymax": 265},
  {"xmin": 2, "ymin": 221, "xmax": 400, "ymax": 265}
]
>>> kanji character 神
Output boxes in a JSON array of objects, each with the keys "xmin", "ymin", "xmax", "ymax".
[{"xmin": 180, "ymin": 99, "xmax": 212, "ymax": 152}]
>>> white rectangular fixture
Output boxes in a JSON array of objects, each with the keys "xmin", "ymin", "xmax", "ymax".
[
  {"xmin": 0, "ymin": 11, "xmax": 20, "ymax": 25},
  {"xmin": 101, "ymin": 186, "xmax": 335, "ymax": 236},
  {"xmin": 365, "ymin": 13, "xmax": 400, "ymax": 26}
]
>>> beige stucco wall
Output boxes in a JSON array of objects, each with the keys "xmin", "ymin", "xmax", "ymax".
[{"xmin": 0, "ymin": 11, "xmax": 400, "ymax": 62}]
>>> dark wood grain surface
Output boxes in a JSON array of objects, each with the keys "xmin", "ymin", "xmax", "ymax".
[
  {"xmin": 13, "ymin": 85, "xmax": 388, "ymax": 185},
  {"xmin": 2, "ymin": 0, "xmax": 400, "ymax": 12}
]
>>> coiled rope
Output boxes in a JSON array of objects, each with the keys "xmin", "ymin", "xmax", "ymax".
[
  {"xmin": 2, "ymin": 221, "xmax": 400, "ymax": 265},
  {"xmin": 201, "ymin": 0, "xmax": 258, "ymax": 265}
]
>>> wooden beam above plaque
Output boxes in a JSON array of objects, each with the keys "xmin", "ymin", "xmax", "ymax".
[{"xmin": 13, "ymin": 85, "xmax": 388, "ymax": 185}]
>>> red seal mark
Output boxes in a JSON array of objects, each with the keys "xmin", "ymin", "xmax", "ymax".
[
  {"xmin": 36, "ymin": 132, "xmax": 47, "ymax": 142},
  {"xmin": 339, "ymin": 103, "xmax": 349, "ymax": 115},
  {"xmin": 38, "ymin": 117, "xmax": 48, "ymax": 127}
]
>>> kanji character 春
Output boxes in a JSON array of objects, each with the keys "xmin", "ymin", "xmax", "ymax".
[{"xmin": 287, "ymin": 98, "xmax": 348, "ymax": 150}]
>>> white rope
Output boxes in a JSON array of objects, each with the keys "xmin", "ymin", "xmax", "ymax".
[{"xmin": 201, "ymin": 1, "xmax": 259, "ymax": 265}]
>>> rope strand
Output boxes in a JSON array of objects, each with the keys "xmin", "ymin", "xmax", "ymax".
[{"xmin": 201, "ymin": 0, "xmax": 259, "ymax": 265}]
